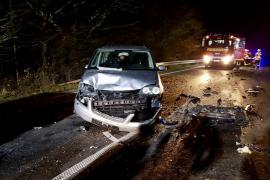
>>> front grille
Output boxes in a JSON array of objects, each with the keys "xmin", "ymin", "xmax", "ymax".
[
  {"xmin": 93, "ymin": 90, "xmax": 156, "ymax": 119},
  {"xmin": 97, "ymin": 90, "xmax": 140, "ymax": 100},
  {"xmin": 93, "ymin": 90, "xmax": 148, "ymax": 118},
  {"xmin": 94, "ymin": 105, "xmax": 139, "ymax": 118}
]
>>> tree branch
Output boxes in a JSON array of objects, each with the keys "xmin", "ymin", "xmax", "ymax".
[{"xmin": 99, "ymin": 21, "xmax": 140, "ymax": 31}]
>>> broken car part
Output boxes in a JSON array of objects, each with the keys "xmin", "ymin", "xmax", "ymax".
[{"xmin": 244, "ymin": 104, "xmax": 255, "ymax": 113}]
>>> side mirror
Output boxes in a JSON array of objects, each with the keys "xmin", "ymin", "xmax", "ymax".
[
  {"xmin": 84, "ymin": 64, "xmax": 89, "ymax": 69},
  {"xmin": 157, "ymin": 65, "xmax": 167, "ymax": 71}
]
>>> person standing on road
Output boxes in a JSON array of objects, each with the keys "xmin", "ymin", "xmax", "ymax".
[{"xmin": 254, "ymin": 49, "xmax": 262, "ymax": 69}]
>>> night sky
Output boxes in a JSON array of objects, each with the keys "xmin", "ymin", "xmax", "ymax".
[{"xmin": 199, "ymin": 0, "xmax": 270, "ymax": 51}]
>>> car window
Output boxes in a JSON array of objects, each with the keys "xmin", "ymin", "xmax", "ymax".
[{"xmin": 89, "ymin": 50, "xmax": 155, "ymax": 70}]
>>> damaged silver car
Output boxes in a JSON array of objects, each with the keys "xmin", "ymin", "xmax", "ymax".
[{"xmin": 74, "ymin": 45, "xmax": 165, "ymax": 132}]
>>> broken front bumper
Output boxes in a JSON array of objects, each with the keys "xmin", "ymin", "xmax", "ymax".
[{"xmin": 74, "ymin": 99, "xmax": 160, "ymax": 132}]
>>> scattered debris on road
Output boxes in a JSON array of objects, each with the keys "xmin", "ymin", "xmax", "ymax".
[
  {"xmin": 217, "ymin": 98, "xmax": 222, "ymax": 106},
  {"xmin": 237, "ymin": 146, "xmax": 252, "ymax": 154},
  {"xmin": 212, "ymin": 90, "xmax": 219, "ymax": 95},
  {"xmin": 159, "ymin": 118, "xmax": 178, "ymax": 126},
  {"xmin": 203, "ymin": 87, "xmax": 212, "ymax": 97},
  {"xmin": 245, "ymin": 104, "xmax": 255, "ymax": 113},
  {"xmin": 236, "ymin": 141, "xmax": 241, "ymax": 146},
  {"xmin": 236, "ymin": 143, "xmax": 270, "ymax": 155},
  {"xmin": 90, "ymin": 146, "xmax": 98, "ymax": 149},
  {"xmin": 179, "ymin": 93, "xmax": 201, "ymax": 104},
  {"xmin": 79, "ymin": 126, "xmax": 87, "ymax": 132},
  {"xmin": 247, "ymin": 88, "xmax": 260, "ymax": 96},
  {"xmin": 247, "ymin": 85, "xmax": 264, "ymax": 96},
  {"xmin": 189, "ymin": 105, "xmax": 246, "ymax": 125},
  {"xmin": 248, "ymin": 144, "xmax": 270, "ymax": 154},
  {"xmin": 255, "ymin": 85, "xmax": 263, "ymax": 90}
]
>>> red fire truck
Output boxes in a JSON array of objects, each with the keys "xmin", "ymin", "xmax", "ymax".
[{"xmin": 202, "ymin": 34, "xmax": 246, "ymax": 68}]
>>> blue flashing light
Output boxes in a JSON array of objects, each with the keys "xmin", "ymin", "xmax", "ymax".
[{"xmin": 260, "ymin": 55, "xmax": 270, "ymax": 67}]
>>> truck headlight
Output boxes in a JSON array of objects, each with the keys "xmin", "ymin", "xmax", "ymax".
[
  {"xmin": 222, "ymin": 55, "xmax": 233, "ymax": 64},
  {"xmin": 141, "ymin": 86, "xmax": 160, "ymax": 95},
  {"xmin": 203, "ymin": 55, "xmax": 211, "ymax": 64}
]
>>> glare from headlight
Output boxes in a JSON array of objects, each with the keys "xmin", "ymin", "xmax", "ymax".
[
  {"xmin": 142, "ymin": 87, "xmax": 151, "ymax": 94},
  {"xmin": 222, "ymin": 55, "xmax": 233, "ymax": 64},
  {"xmin": 152, "ymin": 87, "xmax": 160, "ymax": 95},
  {"xmin": 203, "ymin": 55, "xmax": 211, "ymax": 64}
]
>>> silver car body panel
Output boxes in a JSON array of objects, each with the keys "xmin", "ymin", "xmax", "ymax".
[{"xmin": 81, "ymin": 69, "xmax": 158, "ymax": 91}]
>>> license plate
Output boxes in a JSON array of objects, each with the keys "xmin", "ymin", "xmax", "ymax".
[{"xmin": 93, "ymin": 99, "xmax": 146, "ymax": 106}]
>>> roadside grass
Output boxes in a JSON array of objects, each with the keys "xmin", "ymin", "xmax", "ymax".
[
  {"xmin": 0, "ymin": 82, "xmax": 79, "ymax": 104},
  {"xmin": 0, "ymin": 63, "xmax": 81, "ymax": 104}
]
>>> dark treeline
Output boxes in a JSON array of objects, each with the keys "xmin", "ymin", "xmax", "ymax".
[{"xmin": 0, "ymin": 0, "xmax": 204, "ymax": 90}]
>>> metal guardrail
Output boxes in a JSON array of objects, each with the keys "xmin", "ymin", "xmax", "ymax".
[
  {"xmin": 59, "ymin": 59, "xmax": 203, "ymax": 86},
  {"xmin": 157, "ymin": 59, "xmax": 204, "ymax": 76},
  {"xmin": 156, "ymin": 59, "xmax": 203, "ymax": 66}
]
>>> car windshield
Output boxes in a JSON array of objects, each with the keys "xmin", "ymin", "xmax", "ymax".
[{"xmin": 89, "ymin": 50, "xmax": 155, "ymax": 70}]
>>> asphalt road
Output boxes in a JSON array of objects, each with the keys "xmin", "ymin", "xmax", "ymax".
[
  {"xmin": 84, "ymin": 66, "xmax": 270, "ymax": 180},
  {"xmin": 1, "ymin": 66, "xmax": 270, "ymax": 179}
]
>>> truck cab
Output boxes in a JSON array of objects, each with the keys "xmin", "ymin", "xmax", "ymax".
[{"xmin": 202, "ymin": 34, "xmax": 245, "ymax": 68}]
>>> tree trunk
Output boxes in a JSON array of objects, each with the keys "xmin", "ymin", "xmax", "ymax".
[
  {"xmin": 13, "ymin": 41, "xmax": 19, "ymax": 88},
  {"xmin": 41, "ymin": 42, "xmax": 47, "ymax": 66}
]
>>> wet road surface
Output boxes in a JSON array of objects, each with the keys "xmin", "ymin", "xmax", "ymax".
[
  {"xmin": 85, "ymin": 67, "xmax": 270, "ymax": 179},
  {"xmin": 0, "ymin": 93, "xmax": 129, "ymax": 179},
  {"xmin": 1, "ymin": 66, "xmax": 270, "ymax": 179}
]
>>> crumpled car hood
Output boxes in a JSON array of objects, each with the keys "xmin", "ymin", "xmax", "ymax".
[{"xmin": 81, "ymin": 69, "xmax": 158, "ymax": 91}]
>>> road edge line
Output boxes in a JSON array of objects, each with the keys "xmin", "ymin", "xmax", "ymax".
[{"xmin": 52, "ymin": 131, "xmax": 137, "ymax": 180}]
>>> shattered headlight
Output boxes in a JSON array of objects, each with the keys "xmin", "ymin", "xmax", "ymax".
[
  {"xmin": 77, "ymin": 83, "xmax": 95, "ymax": 104},
  {"xmin": 140, "ymin": 86, "xmax": 161, "ymax": 95},
  {"xmin": 79, "ymin": 83, "xmax": 94, "ymax": 93}
]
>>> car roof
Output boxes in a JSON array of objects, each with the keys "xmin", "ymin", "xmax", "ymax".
[{"xmin": 98, "ymin": 45, "xmax": 149, "ymax": 51}]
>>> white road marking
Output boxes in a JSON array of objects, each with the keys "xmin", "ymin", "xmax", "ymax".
[
  {"xmin": 52, "ymin": 131, "xmax": 137, "ymax": 180},
  {"xmin": 102, "ymin": 131, "xmax": 119, "ymax": 142}
]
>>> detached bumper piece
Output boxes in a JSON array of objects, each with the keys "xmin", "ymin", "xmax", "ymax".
[{"xmin": 74, "ymin": 99, "xmax": 160, "ymax": 132}]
